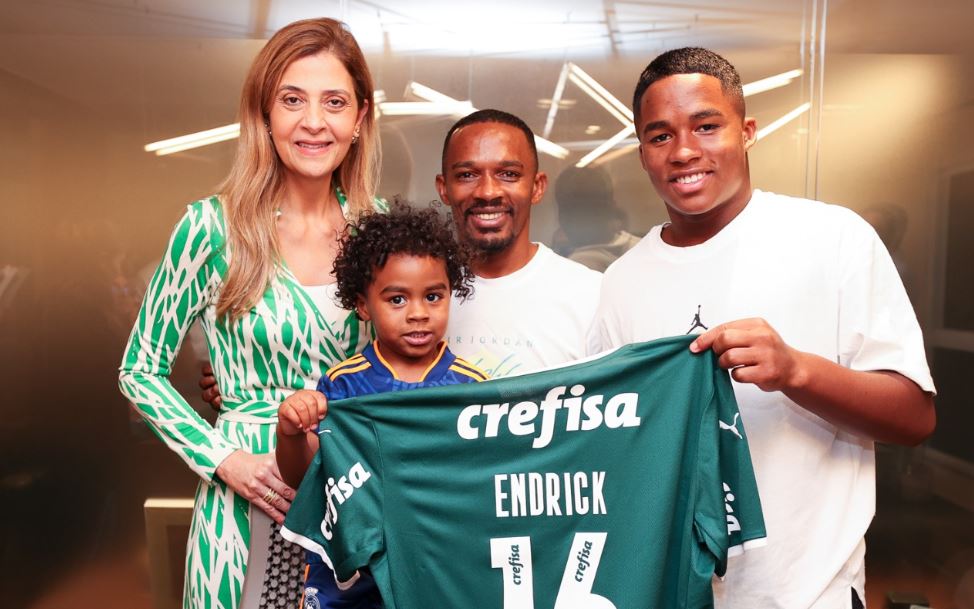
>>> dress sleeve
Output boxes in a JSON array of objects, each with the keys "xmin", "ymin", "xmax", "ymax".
[{"xmin": 118, "ymin": 199, "xmax": 237, "ymax": 482}]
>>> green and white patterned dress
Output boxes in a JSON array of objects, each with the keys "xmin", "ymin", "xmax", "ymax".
[{"xmin": 119, "ymin": 192, "xmax": 378, "ymax": 609}]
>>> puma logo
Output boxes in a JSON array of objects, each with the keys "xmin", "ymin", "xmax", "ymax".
[
  {"xmin": 719, "ymin": 413, "xmax": 743, "ymax": 440},
  {"xmin": 686, "ymin": 305, "xmax": 708, "ymax": 334}
]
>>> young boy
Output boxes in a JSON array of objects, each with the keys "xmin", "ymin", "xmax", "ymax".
[{"xmin": 276, "ymin": 203, "xmax": 487, "ymax": 609}]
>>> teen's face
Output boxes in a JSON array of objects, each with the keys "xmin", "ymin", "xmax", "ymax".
[
  {"xmin": 636, "ymin": 73, "xmax": 756, "ymax": 222},
  {"xmin": 435, "ymin": 122, "xmax": 547, "ymax": 255},
  {"xmin": 268, "ymin": 51, "xmax": 368, "ymax": 186},
  {"xmin": 356, "ymin": 254, "xmax": 451, "ymax": 368}
]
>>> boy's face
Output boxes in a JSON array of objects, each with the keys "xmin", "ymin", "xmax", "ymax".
[
  {"xmin": 435, "ymin": 122, "xmax": 547, "ymax": 255},
  {"xmin": 355, "ymin": 254, "xmax": 451, "ymax": 372},
  {"xmin": 636, "ymin": 73, "xmax": 756, "ymax": 227}
]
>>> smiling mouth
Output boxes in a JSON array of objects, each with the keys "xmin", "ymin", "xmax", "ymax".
[
  {"xmin": 296, "ymin": 141, "xmax": 332, "ymax": 151},
  {"xmin": 472, "ymin": 211, "xmax": 504, "ymax": 220},
  {"xmin": 672, "ymin": 172, "xmax": 709, "ymax": 184}
]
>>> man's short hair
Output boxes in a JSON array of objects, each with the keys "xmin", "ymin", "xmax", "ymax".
[
  {"xmin": 441, "ymin": 109, "xmax": 539, "ymax": 174},
  {"xmin": 632, "ymin": 47, "xmax": 745, "ymax": 127}
]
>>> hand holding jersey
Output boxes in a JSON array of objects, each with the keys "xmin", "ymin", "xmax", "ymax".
[
  {"xmin": 278, "ymin": 390, "xmax": 329, "ymax": 436},
  {"xmin": 277, "ymin": 389, "xmax": 330, "ymax": 489},
  {"xmin": 689, "ymin": 318, "xmax": 804, "ymax": 392},
  {"xmin": 690, "ymin": 317, "xmax": 934, "ymax": 445}
]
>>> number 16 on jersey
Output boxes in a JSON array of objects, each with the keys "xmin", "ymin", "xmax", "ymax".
[{"xmin": 490, "ymin": 532, "xmax": 616, "ymax": 609}]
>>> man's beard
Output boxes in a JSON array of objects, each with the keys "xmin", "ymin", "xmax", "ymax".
[{"xmin": 466, "ymin": 232, "xmax": 514, "ymax": 255}]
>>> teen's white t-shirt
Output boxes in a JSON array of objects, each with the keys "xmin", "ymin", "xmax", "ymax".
[
  {"xmin": 589, "ymin": 190, "xmax": 935, "ymax": 609},
  {"xmin": 447, "ymin": 243, "xmax": 602, "ymax": 377}
]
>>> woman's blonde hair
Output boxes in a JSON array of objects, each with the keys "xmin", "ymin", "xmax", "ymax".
[{"xmin": 217, "ymin": 18, "xmax": 380, "ymax": 320}]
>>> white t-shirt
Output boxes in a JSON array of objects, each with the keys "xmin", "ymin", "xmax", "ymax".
[
  {"xmin": 447, "ymin": 243, "xmax": 602, "ymax": 377},
  {"xmin": 589, "ymin": 190, "xmax": 935, "ymax": 609}
]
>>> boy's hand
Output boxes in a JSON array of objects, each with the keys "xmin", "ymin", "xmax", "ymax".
[
  {"xmin": 278, "ymin": 390, "xmax": 328, "ymax": 436},
  {"xmin": 689, "ymin": 317, "xmax": 804, "ymax": 393}
]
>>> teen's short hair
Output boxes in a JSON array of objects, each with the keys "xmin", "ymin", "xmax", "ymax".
[
  {"xmin": 333, "ymin": 201, "xmax": 475, "ymax": 311},
  {"xmin": 441, "ymin": 109, "xmax": 539, "ymax": 174},
  {"xmin": 632, "ymin": 47, "xmax": 745, "ymax": 127}
]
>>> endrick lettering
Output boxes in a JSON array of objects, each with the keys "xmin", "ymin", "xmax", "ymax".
[{"xmin": 495, "ymin": 471, "xmax": 607, "ymax": 518}]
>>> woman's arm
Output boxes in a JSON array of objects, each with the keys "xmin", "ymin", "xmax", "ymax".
[{"xmin": 118, "ymin": 199, "xmax": 238, "ymax": 480}]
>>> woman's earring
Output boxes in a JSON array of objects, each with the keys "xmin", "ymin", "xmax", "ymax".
[{"xmin": 351, "ymin": 127, "xmax": 361, "ymax": 144}]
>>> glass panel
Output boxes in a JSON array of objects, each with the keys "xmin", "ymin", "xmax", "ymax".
[
  {"xmin": 20, "ymin": 1, "xmax": 974, "ymax": 608},
  {"xmin": 822, "ymin": 1, "xmax": 974, "ymax": 606},
  {"xmin": 944, "ymin": 170, "xmax": 974, "ymax": 332}
]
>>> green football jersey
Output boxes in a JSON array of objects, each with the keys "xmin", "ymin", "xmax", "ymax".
[{"xmin": 282, "ymin": 336, "xmax": 766, "ymax": 608}]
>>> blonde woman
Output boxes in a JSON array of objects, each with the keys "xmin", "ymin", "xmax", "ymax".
[{"xmin": 119, "ymin": 18, "xmax": 384, "ymax": 609}]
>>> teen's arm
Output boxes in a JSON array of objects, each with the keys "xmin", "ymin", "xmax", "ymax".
[{"xmin": 690, "ymin": 318, "xmax": 935, "ymax": 446}]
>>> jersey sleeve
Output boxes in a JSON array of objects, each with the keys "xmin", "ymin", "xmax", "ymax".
[
  {"xmin": 317, "ymin": 372, "xmax": 350, "ymax": 401},
  {"xmin": 836, "ymin": 211, "xmax": 935, "ymax": 393},
  {"xmin": 281, "ymin": 400, "xmax": 385, "ymax": 583},
  {"xmin": 117, "ymin": 199, "xmax": 236, "ymax": 482},
  {"xmin": 693, "ymin": 358, "xmax": 766, "ymax": 579}
]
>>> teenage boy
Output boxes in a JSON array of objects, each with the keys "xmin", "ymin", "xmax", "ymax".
[
  {"xmin": 276, "ymin": 203, "xmax": 486, "ymax": 609},
  {"xmin": 589, "ymin": 47, "xmax": 936, "ymax": 609}
]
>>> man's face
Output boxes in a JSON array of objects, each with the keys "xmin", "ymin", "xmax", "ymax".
[
  {"xmin": 636, "ymin": 73, "xmax": 756, "ymax": 222},
  {"xmin": 436, "ymin": 122, "xmax": 547, "ymax": 254}
]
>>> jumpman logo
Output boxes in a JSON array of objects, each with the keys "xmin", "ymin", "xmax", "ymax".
[
  {"xmin": 685, "ymin": 305, "xmax": 708, "ymax": 334},
  {"xmin": 719, "ymin": 413, "xmax": 743, "ymax": 440}
]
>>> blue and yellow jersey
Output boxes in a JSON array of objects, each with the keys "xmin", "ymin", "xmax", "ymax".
[
  {"xmin": 317, "ymin": 340, "xmax": 488, "ymax": 402},
  {"xmin": 303, "ymin": 340, "xmax": 488, "ymax": 607}
]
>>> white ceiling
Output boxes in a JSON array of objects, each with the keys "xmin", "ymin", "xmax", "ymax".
[
  {"xmin": 1, "ymin": 0, "xmax": 969, "ymax": 162},
  {"xmin": 2, "ymin": 0, "xmax": 806, "ymax": 52}
]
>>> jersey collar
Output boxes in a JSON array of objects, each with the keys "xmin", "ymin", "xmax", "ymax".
[{"xmin": 366, "ymin": 340, "xmax": 453, "ymax": 383}]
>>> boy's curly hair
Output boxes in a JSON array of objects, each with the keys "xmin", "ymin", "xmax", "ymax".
[{"xmin": 333, "ymin": 201, "xmax": 475, "ymax": 312}]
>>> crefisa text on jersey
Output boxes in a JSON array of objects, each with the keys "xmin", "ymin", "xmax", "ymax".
[
  {"xmin": 320, "ymin": 462, "xmax": 372, "ymax": 541},
  {"xmin": 456, "ymin": 385, "xmax": 641, "ymax": 449}
]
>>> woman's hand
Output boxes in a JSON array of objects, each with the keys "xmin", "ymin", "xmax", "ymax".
[{"xmin": 215, "ymin": 450, "xmax": 295, "ymax": 524}]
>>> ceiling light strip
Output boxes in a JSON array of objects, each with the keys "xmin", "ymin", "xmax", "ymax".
[
  {"xmin": 755, "ymin": 102, "xmax": 811, "ymax": 141},
  {"xmin": 590, "ymin": 142, "xmax": 640, "ymax": 167},
  {"xmin": 742, "ymin": 69, "xmax": 803, "ymax": 97},
  {"xmin": 379, "ymin": 101, "xmax": 474, "ymax": 116},
  {"xmin": 406, "ymin": 81, "xmax": 460, "ymax": 105},
  {"xmin": 534, "ymin": 136, "xmax": 570, "ymax": 160},
  {"xmin": 575, "ymin": 124, "xmax": 636, "ymax": 168},
  {"xmin": 406, "ymin": 80, "xmax": 569, "ymax": 159},
  {"xmin": 154, "ymin": 131, "xmax": 241, "ymax": 156},
  {"xmin": 145, "ymin": 123, "xmax": 240, "ymax": 153},
  {"xmin": 567, "ymin": 73, "xmax": 633, "ymax": 127},
  {"xmin": 567, "ymin": 63, "xmax": 634, "ymax": 122},
  {"xmin": 542, "ymin": 62, "xmax": 571, "ymax": 139}
]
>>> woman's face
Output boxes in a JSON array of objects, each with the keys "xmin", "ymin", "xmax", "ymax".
[{"xmin": 268, "ymin": 51, "xmax": 368, "ymax": 187}]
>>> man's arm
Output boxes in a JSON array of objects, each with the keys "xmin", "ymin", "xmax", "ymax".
[{"xmin": 691, "ymin": 318, "xmax": 935, "ymax": 446}]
